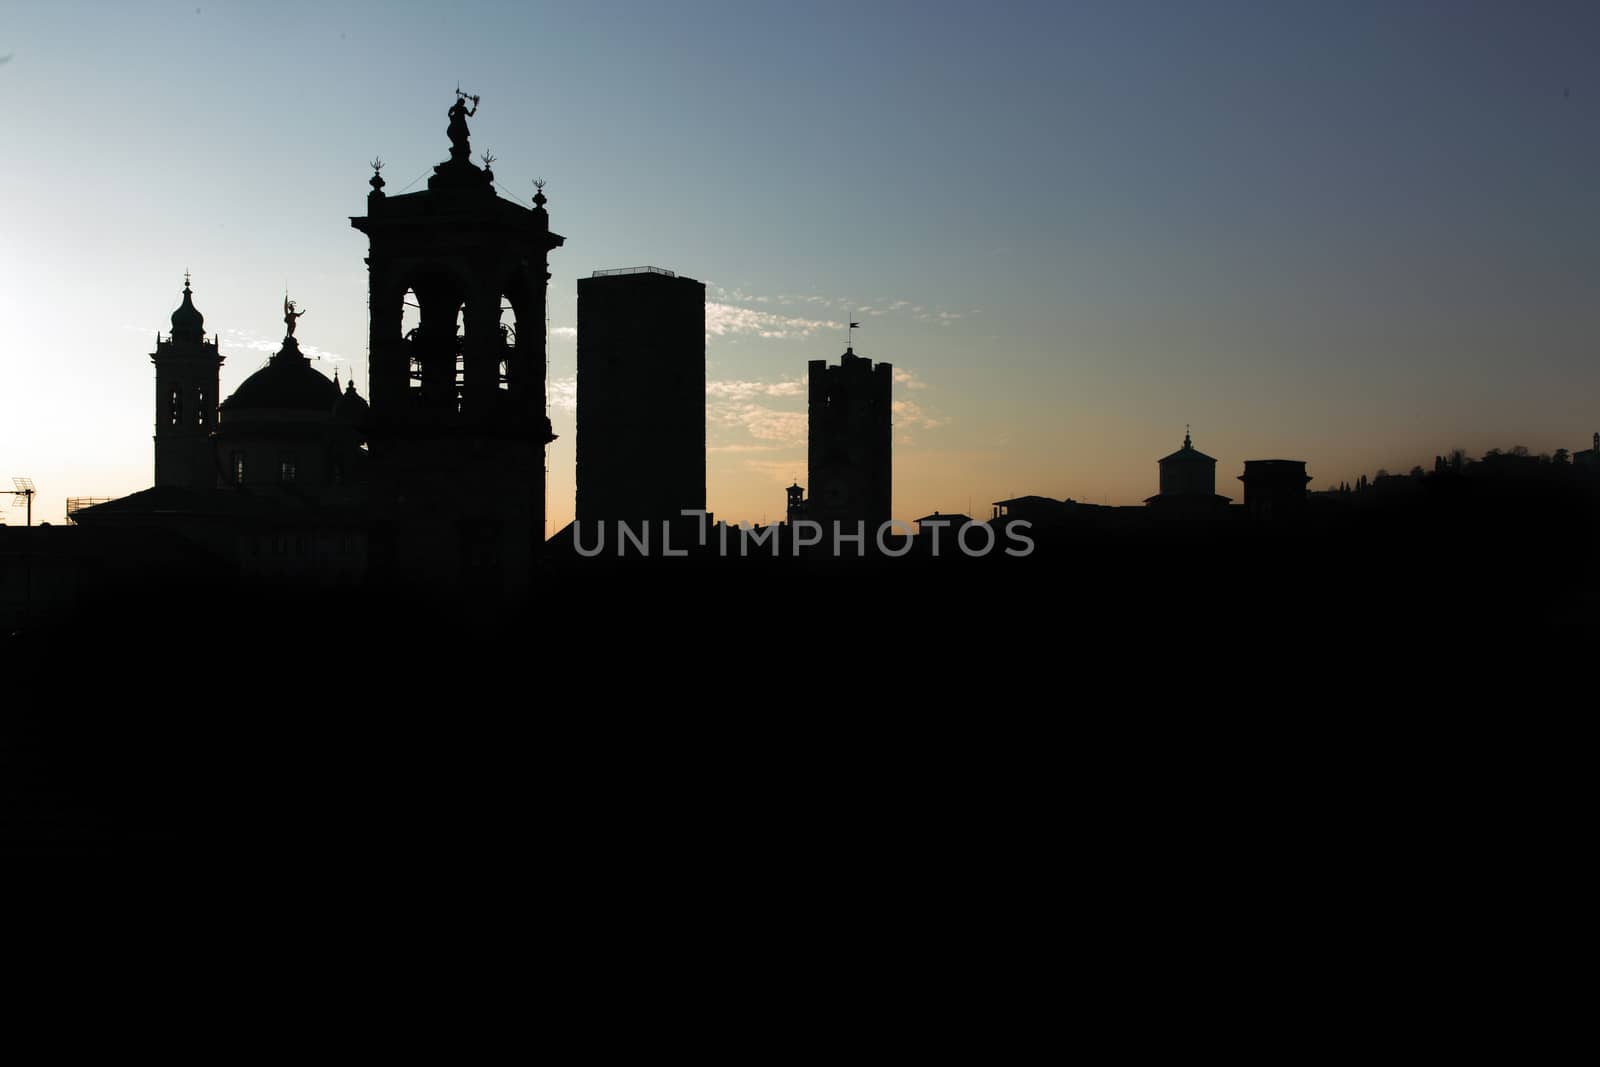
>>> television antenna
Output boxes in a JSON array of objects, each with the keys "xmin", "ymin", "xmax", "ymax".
[{"xmin": 11, "ymin": 477, "xmax": 36, "ymax": 526}]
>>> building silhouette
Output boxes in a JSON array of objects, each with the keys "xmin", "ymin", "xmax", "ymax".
[
  {"xmin": 77, "ymin": 98, "xmax": 560, "ymax": 596},
  {"xmin": 785, "ymin": 481, "xmax": 806, "ymax": 524},
  {"xmin": 350, "ymin": 106, "xmax": 563, "ymax": 592},
  {"xmin": 76, "ymin": 283, "xmax": 371, "ymax": 586},
  {"xmin": 913, "ymin": 511, "xmax": 974, "ymax": 536},
  {"xmin": 151, "ymin": 276, "xmax": 223, "ymax": 491},
  {"xmin": 217, "ymin": 300, "xmax": 367, "ymax": 498},
  {"xmin": 1145, "ymin": 429, "xmax": 1231, "ymax": 516},
  {"xmin": 807, "ymin": 345, "xmax": 892, "ymax": 529},
  {"xmin": 1239, "ymin": 459, "xmax": 1310, "ymax": 520},
  {"xmin": 575, "ymin": 266, "xmax": 706, "ymax": 526},
  {"xmin": 990, "ymin": 495, "xmax": 1071, "ymax": 525},
  {"xmin": 1574, "ymin": 433, "xmax": 1600, "ymax": 472}
]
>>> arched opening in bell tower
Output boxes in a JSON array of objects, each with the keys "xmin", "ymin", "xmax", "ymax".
[
  {"xmin": 402, "ymin": 287, "xmax": 421, "ymax": 395},
  {"xmin": 497, "ymin": 298, "xmax": 518, "ymax": 394},
  {"xmin": 496, "ymin": 264, "xmax": 543, "ymax": 416},
  {"xmin": 395, "ymin": 271, "xmax": 466, "ymax": 413}
]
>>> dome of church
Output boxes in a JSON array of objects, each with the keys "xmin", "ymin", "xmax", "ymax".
[
  {"xmin": 170, "ymin": 278, "xmax": 205, "ymax": 343},
  {"xmin": 221, "ymin": 338, "xmax": 340, "ymax": 414}
]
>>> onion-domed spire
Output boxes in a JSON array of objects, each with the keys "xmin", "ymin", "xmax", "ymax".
[{"xmin": 170, "ymin": 272, "xmax": 205, "ymax": 343}]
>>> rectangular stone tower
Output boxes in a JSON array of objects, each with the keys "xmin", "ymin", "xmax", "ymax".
[{"xmin": 575, "ymin": 267, "xmax": 706, "ymax": 527}]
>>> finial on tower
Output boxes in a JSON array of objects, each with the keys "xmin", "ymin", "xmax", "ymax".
[
  {"xmin": 1184, "ymin": 424, "xmax": 1192, "ymax": 448},
  {"xmin": 532, "ymin": 177, "xmax": 547, "ymax": 209},
  {"xmin": 369, "ymin": 156, "xmax": 386, "ymax": 194}
]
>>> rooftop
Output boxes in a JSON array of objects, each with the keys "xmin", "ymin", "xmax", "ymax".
[{"xmin": 591, "ymin": 266, "xmax": 677, "ymax": 278}]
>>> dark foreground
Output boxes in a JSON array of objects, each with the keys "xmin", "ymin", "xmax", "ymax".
[{"xmin": 5, "ymin": 492, "xmax": 1596, "ymax": 855}]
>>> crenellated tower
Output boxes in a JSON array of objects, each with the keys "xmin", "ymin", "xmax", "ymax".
[{"xmin": 807, "ymin": 345, "xmax": 893, "ymax": 529}]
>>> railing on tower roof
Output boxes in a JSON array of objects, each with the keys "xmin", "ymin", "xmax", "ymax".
[
  {"xmin": 66, "ymin": 497, "xmax": 114, "ymax": 524},
  {"xmin": 590, "ymin": 266, "xmax": 676, "ymax": 278}
]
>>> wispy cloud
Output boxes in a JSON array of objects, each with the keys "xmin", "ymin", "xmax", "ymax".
[
  {"xmin": 550, "ymin": 326, "xmax": 577, "ymax": 339},
  {"xmin": 550, "ymin": 375, "xmax": 577, "ymax": 412},
  {"xmin": 219, "ymin": 327, "xmax": 347, "ymax": 367},
  {"xmin": 706, "ymin": 303, "xmax": 841, "ymax": 340},
  {"xmin": 706, "ymin": 377, "xmax": 805, "ymax": 400},
  {"xmin": 709, "ymin": 285, "xmax": 973, "ymax": 328},
  {"xmin": 706, "ymin": 376, "xmax": 809, "ymax": 444},
  {"xmin": 556, "ymin": 366, "xmax": 940, "ymax": 450},
  {"xmin": 712, "ymin": 402, "xmax": 807, "ymax": 444},
  {"xmin": 894, "ymin": 399, "xmax": 946, "ymax": 430}
]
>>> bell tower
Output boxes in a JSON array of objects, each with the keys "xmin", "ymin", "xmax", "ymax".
[
  {"xmin": 350, "ymin": 94, "xmax": 565, "ymax": 592},
  {"xmin": 786, "ymin": 481, "xmax": 806, "ymax": 523},
  {"xmin": 152, "ymin": 274, "xmax": 223, "ymax": 489}
]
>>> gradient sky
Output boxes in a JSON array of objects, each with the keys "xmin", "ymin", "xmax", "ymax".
[{"xmin": 3, "ymin": 1, "xmax": 1597, "ymax": 528}]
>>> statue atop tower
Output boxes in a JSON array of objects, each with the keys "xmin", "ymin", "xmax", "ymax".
[
  {"xmin": 446, "ymin": 89, "xmax": 479, "ymax": 162},
  {"xmin": 283, "ymin": 294, "xmax": 306, "ymax": 339},
  {"xmin": 430, "ymin": 88, "xmax": 492, "ymax": 190}
]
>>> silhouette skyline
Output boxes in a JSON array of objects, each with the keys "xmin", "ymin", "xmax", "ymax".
[
  {"xmin": 7, "ymin": 11, "xmax": 1600, "ymax": 852},
  {"xmin": 5, "ymin": 4, "xmax": 1600, "ymax": 530}
]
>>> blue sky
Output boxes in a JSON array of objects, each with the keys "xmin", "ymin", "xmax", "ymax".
[{"xmin": 3, "ymin": 1, "xmax": 1598, "ymax": 526}]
